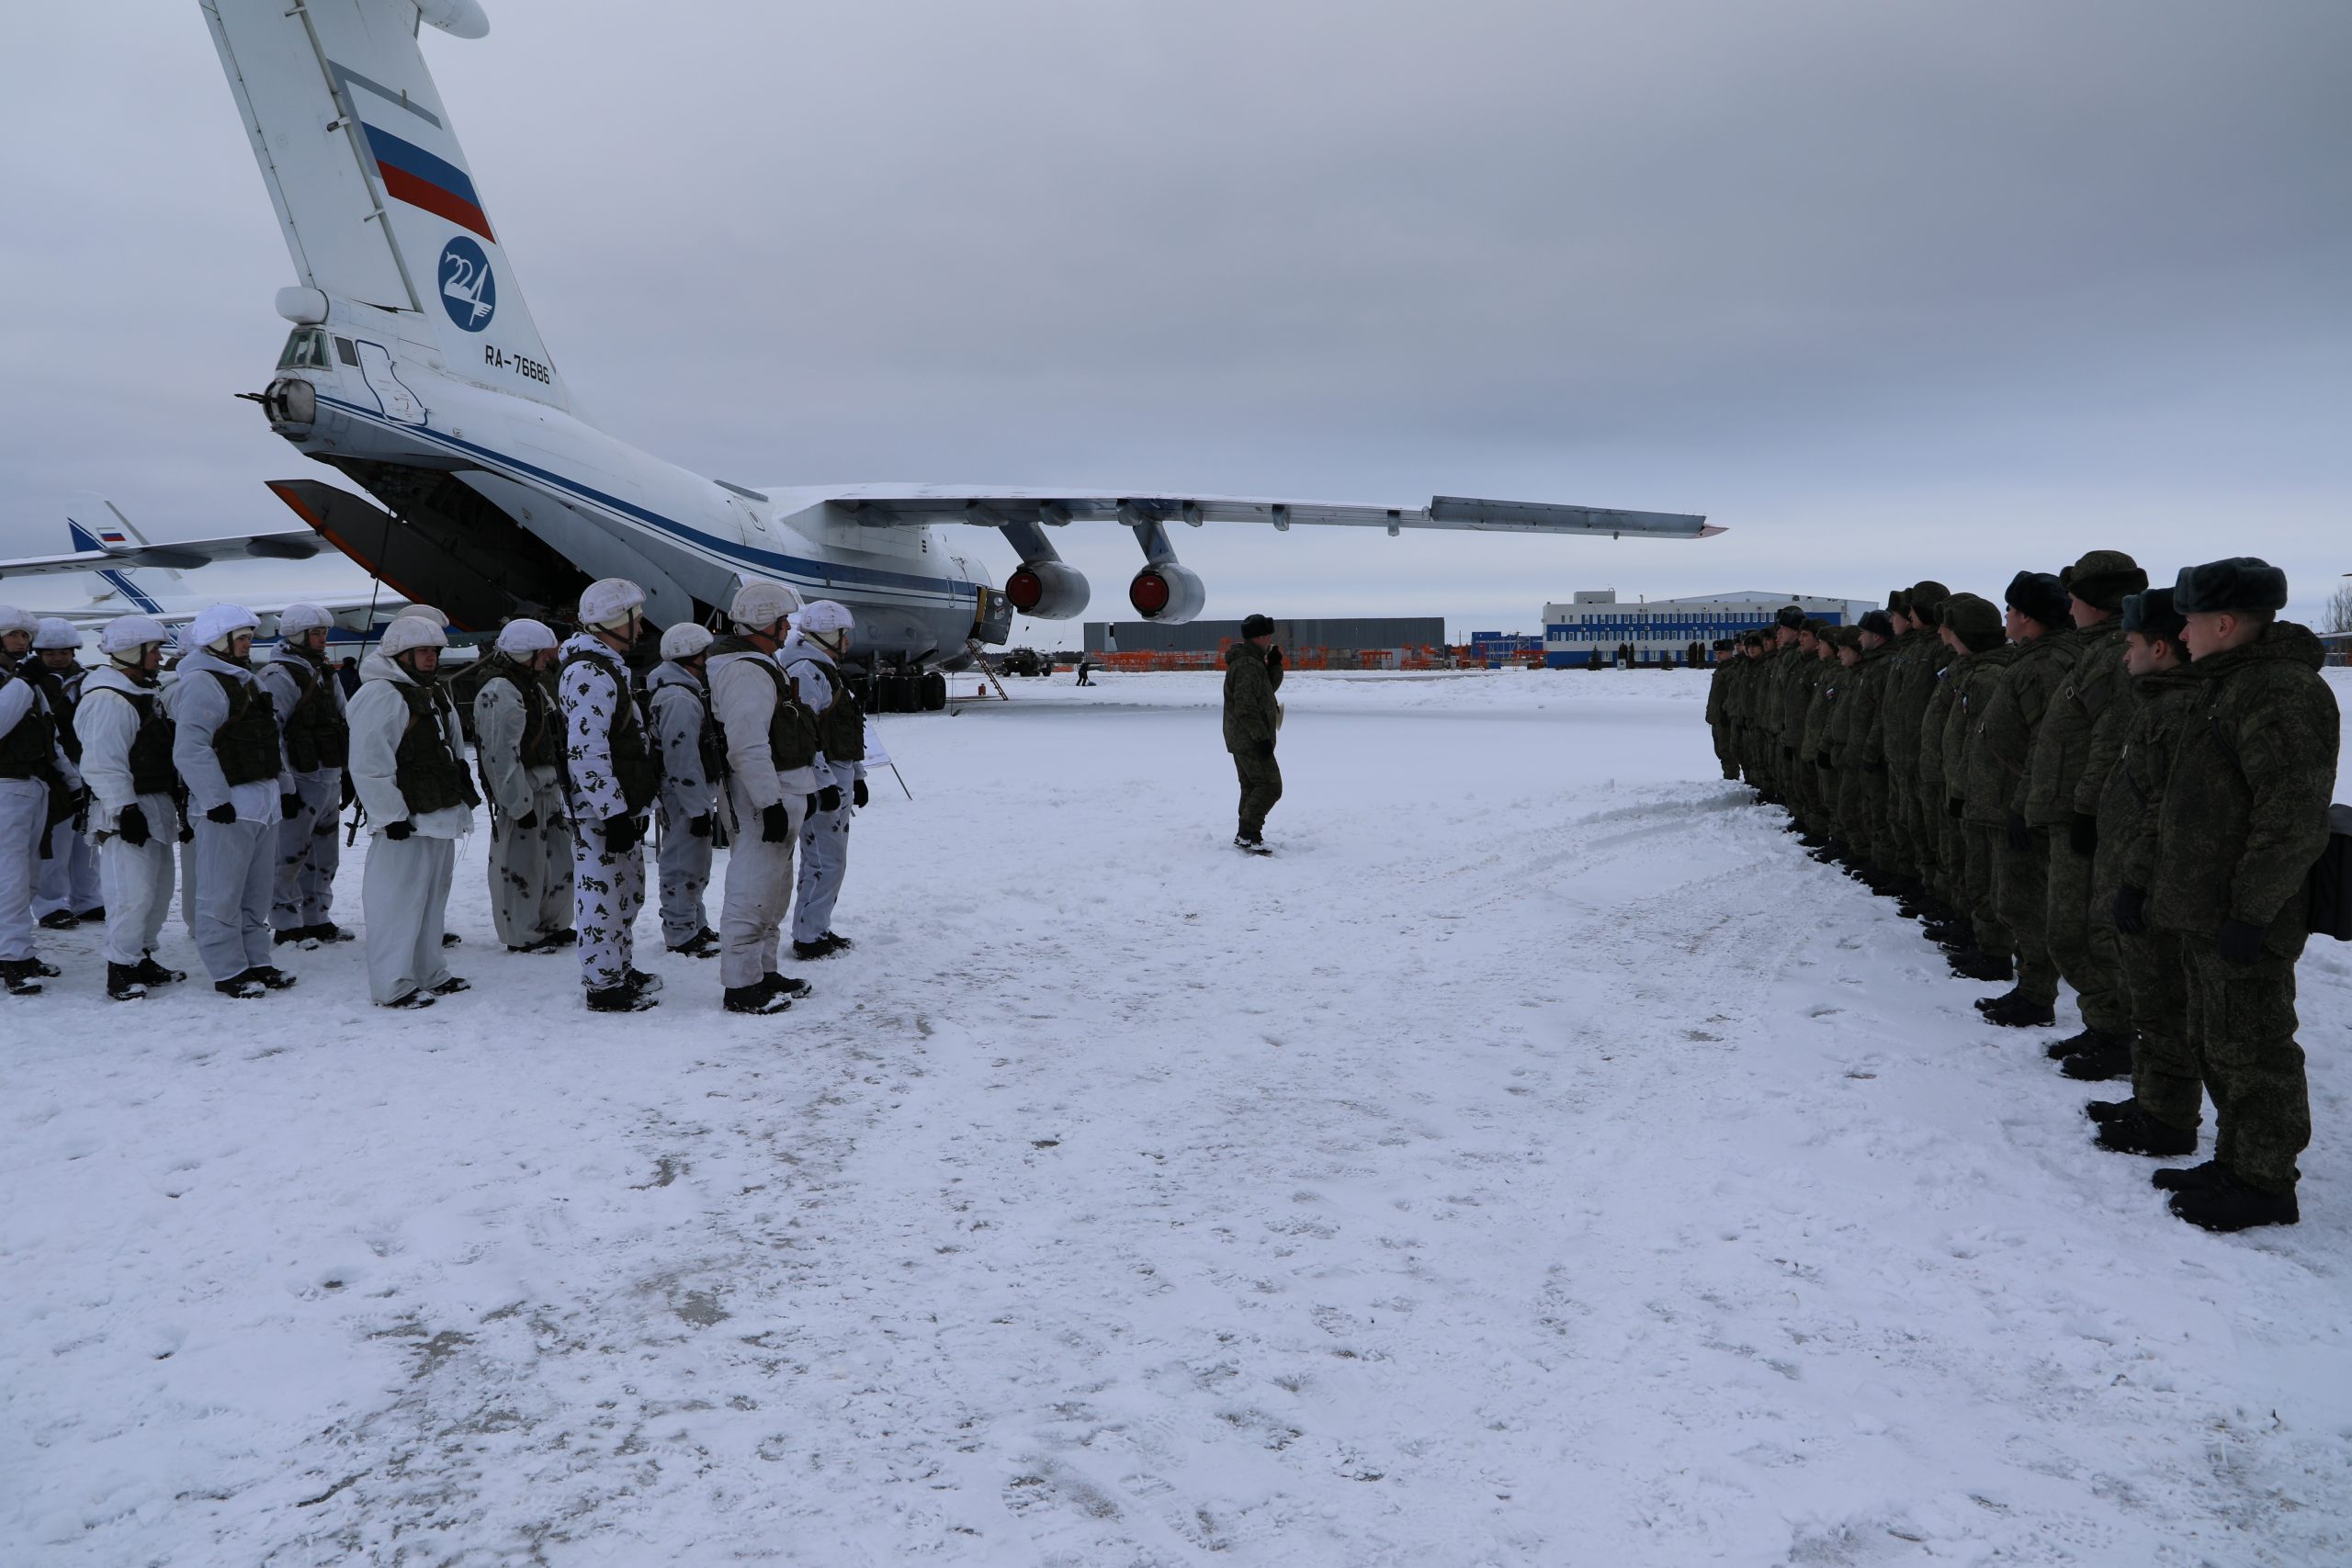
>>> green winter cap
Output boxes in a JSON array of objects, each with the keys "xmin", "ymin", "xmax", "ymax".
[
  {"xmin": 1776, "ymin": 604, "xmax": 1806, "ymax": 629},
  {"xmin": 2066, "ymin": 549, "xmax": 2150, "ymax": 613},
  {"xmin": 1907, "ymin": 581, "xmax": 1951, "ymax": 624},
  {"xmin": 1940, "ymin": 592, "xmax": 2005, "ymax": 652},
  {"xmin": 2173, "ymin": 556, "xmax": 2288, "ymax": 615},
  {"xmin": 2120, "ymin": 587, "xmax": 2187, "ymax": 644},
  {"xmin": 1859, "ymin": 609, "xmax": 1895, "ymax": 640}
]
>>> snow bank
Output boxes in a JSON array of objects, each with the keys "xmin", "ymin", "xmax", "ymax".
[{"xmin": 5, "ymin": 670, "xmax": 2346, "ymax": 1564}]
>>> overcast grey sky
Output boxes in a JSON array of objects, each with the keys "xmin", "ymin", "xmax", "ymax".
[{"xmin": 4, "ymin": 0, "xmax": 2346, "ymax": 637}]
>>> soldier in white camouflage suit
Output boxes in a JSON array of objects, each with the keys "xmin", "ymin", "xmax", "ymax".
[
  {"xmin": 28, "ymin": 618, "xmax": 101, "ymax": 929},
  {"xmin": 709, "ymin": 578, "xmax": 820, "ymax": 1015},
  {"xmin": 556, "ymin": 579, "xmax": 663, "ymax": 1012},
  {"xmin": 474, "ymin": 618, "xmax": 574, "ymax": 953},
  {"xmin": 780, "ymin": 601, "xmax": 867, "ymax": 961},
  {"xmin": 647, "ymin": 622, "xmax": 721, "ymax": 958},
  {"xmin": 74, "ymin": 615, "xmax": 188, "ymax": 1001},
  {"xmin": 258, "ymin": 604, "xmax": 352, "ymax": 948}
]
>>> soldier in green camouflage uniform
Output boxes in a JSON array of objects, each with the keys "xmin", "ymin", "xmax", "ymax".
[
  {"xmin": 1705, "ymin": 640, "xmax": 1739, "ymax": 780},
  {"xmin": 2086, "ymin": 589, "xmax": 2201, "ymax": 1159},
  {"xmin": 1945, "ymin": 594, "xmax": 2024, "ymax": 982},
  {"xmin": 2026, "ymin": 550, "xmax": 2149, "ymax": 1070},
  {"xmin": 1969, "ymin": 571, "xmax": 2079, "ymax": 1026},
  {"xmin": 2133, "ymin": 558, "xmax": 2339, "ymax": 1231},
  {"xmin": 1816, "ymin": 628, "xmax": 1863, "ymax": 849},
  {"xmin": 1795, "ymin": 630, "xmax": 1840, "ymax": 845},
  {"xmin": 1841, "ymin": 610, "xmax": 1900, "ymax": 878},
  {"xmin": 1881, "ymin": 582, "xmax": 1953, "ymax": 897}
]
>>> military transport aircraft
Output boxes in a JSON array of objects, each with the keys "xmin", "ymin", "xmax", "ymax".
[{"xmin": 14, "ymin": 0, "xmax": 1720, "ymax": 670}]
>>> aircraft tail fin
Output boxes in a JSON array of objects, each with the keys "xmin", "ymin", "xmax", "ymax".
[
  {"xmin": 200, "ymin": 0, "xmax": 570, "ymax": 409},
  {"xmin": 64, "ymin": 499, "xmax": 171, "ymax": 615}
]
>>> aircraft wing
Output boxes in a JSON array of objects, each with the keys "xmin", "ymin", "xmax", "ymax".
[
  {"xmin": 39, "ymin": 593, "xmax": 410, "ymax": 634},
  {"xmin": 0, "ymin": 530, "xmax": 328, "ymax": 581},
  {"xmin": 789, "ymin": 485, "xmax": 1720, "ymax": 538}
]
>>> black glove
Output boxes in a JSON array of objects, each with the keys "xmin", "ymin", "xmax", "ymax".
[
  {"xmin": 383, "ymin": 818, "xmax": 415, "ymax": 841},
  {"xmin": 604, "ymin": 814, "xmax": 640, "ymax": 853},
  {"xmin": 1266, "ymin": 644, "xmax": 1283, "ymax": 668},
  {"xmin": 761, "ymin": 802, "xmax": 792, "ymax": 843},
  {"xmin": 1947, "ymin": 796, "xmax": 1964, "ymax": 820},
  {"xmin": 205, "ymin": 802, "xmax": 237, "ymax": 825},
  {"xmin": 2113, "ymin": 886, "xmax": 2148, "ymax": 935},
  {"xmin": 689, "ymin": 812, "xmax": 713, "ymax": 839},
  {"xmin": 818, "ymin": 785, "xmax": 842, "ymax": 814},
  {"xmin": 514, "ymin": 809, "xmax": 538, "ymax": 831},
  {"xmin": 1253, "ymin": 740, "xmax": 1274, "ymax": 761},
  {"xmin": 118, "ymin": 804, "xmax": 151, "ymax": 848},
  {"xmin": 2004, "ymin": 812, "xmax": 2030, "ymax": 853},
  {"xmin": 340, "ymin": 773, "xmax": 356, "ymax": 810},
  {"xmin": 177, "ymin": 815, "xmax": 195, "ymax": 844},
  {"xmin": 2068, "ymin": 811, "xmax": 2098, "ymax": 857},
  {"xmin": 281, "ymin": 792, "xmax": 304, "ymax": 820},
  {"xmin": 2216, "ymin": 919, "xmax": 2266, "ymax": 964},
  {"xmin": 853, "ymin": 778, "xmax": 869, "ymax": 809}
]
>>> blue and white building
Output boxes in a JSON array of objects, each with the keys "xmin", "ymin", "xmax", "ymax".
[{"xmin": 1544, "ymin": 590, "xmax": 1878, "ymax": 667}]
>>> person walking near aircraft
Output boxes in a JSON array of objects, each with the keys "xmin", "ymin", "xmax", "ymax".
[
  {"xmin": 709, "ymin": 579, "xmax": 820, "ymax": 1014},
  {"xmin": 475, "ymin": 618, "xmax": 574, "ymax": 953},
  {"xmin": 28, "ymin": 619, "xmax": 101, "ymax": 930},
  {"xmin": 558, "ymin": 579, "xmax": 663, "ymax": 1013},
  {"xmin": 259, "ymin": 604, "xmax": 352, "ymax": 948},
  {"xmin": 171, "ymin": 606, "xmax": 297, "ymax": 998},
  {"xmin": 649, "ymin": 623, "xmax": 723, "ymax": 959},
  {"xmin": 348, "ymin": 616, "xmax": 475, "ymax": 1008},
  {"xmin": 1223, "ymin": 614, "xmax": 1283, "ymax": 853},
  {"xmin": 76, "ymin": 615, "xmax": 189, "ymax": 1001},
  {"xmin": 0, "ymin": 605, "xmax": 84, "ymax": 996},
  {"xmin": 782, "ymin": 601, "xmax": 865, "ymax": 961}
]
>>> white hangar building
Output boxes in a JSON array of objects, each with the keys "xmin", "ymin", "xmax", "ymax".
[{"xmin": 1544, "ymin": 590, "xmax": 1880, "ymax": 666}]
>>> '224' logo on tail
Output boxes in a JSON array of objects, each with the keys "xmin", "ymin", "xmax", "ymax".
[{"xmin": 439, "ymin": 237, "xmax": 497, "ymax": 332}]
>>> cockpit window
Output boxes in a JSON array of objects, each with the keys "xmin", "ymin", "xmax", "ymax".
[{"xmin": 277, "ymin": 327, "xmax": 333, "ymax": 370}]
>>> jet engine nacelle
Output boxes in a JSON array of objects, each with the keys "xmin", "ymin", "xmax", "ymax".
[
  {"xmin": 1004, "ymin": 560, "xmax": 1090, "ymax": 620},
  {"xmin": 1128, "ymin": 562, "xmax": 1207, "ymax": 623}
]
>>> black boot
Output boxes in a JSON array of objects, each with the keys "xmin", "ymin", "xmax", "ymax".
[
  {"xmin": 1, "ymin": 959, "xmax": 45, "ymax": 997},
  {"xmin": 215, "ymin": 972, "xmax": 267, "ymax": 999},
  {"xmin": 133, "ymin": 955, "xmax": 187, "ymax": 986},
  {"xmin": 587, "ymin": 981, "xmax": 659, "ymax": 1013},
  {"xmin": 2152, "ymin": 1161, "xmax": 2227, "ymax": 1193},
  {"xmin": 1974, "ymin": 985, "xmax": 2024, "ymax": 1013},
  {"xmin": 2083, "ymin": 1097, "xmax": 2134, "ymax": 1125},
  {"xmin": 2169, "ymin": 1172, "xmax": 2299, "ymax": 1232},
  {"xmin": 37, "ymin": 909, "xmax": 78, "ymax": 931},
  {"xmin": 2044, "ymin": 1026, "xmax": 2101, "ymax": 1060},
  {"xmin": 667, "ymin": 927, "xmax": 719, "ymax": 958},
  {"xmin": 725, "ymin": 983, "xmax": 793, "ymax": 1015},
  {"xmin": 792, "ymin": 939, "xmax": 836, "ymax": 961},
  {"xmin": 1949, "ymin": 949, "xmax": 2015, "ymax": 983},
  {"xmin": 2095, "ymin": 1109, "xmax": 2198, "ymax": 1157},
  {"xmin": 107, "ymin": 962, "xmax": 148, "ymax": 1001},
  {"xmin": 1983, "ymin": 993, "xmax": 2056, "ymax": 1029},
  {"xmin": 2060, "ymin": 1033, "xmax": 2134, "ymax": 1081},
  {"xmin": 763, "ymin": 972, "xmax": 814, "ymax": 999}
]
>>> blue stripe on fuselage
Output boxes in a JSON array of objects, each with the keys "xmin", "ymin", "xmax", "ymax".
[{"xmin": 314, "ymin": 393, "xmax": 978, "ymax": 605}]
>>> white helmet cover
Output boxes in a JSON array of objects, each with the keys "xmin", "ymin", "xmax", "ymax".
[
  {"xmin": 729, "ymin": 578, "xmax": 802, "ymax": 632},
  {"xmin": 578, "ymin": 579, "xmax": 646, "ymax": 630},
  {"xmin": 379, "ymin": 616, "xmax": 449, "ymax": 658},
  {"xmin": 276, "ymin": 603, "xmax": 334, "ymax": 640},
  {"xmin": 190, "ymin": 604, "xmax": 261, "ymax": 652},
  {"xmin": 660, "ymin": 622, "xmax": 715, "ymax": 660},
  {"xmin": 0, "ymin": 604, "xmax": 38, "ymax": 639},
  {"xmin": 796, "ymin": 600, "xmax": 854, "ymax": 638},
  {"xmin": 495, "ymin": 617, "xmax": 558, "ymax": 656},
  {"xmin": 100, "ymin": 615, "xmax": 169, "ymax": 657},
  {"xmin": 401, "ymin": 604, "xmax": 450, "ymax": 628},
  {"xmin": 32, "ymin": 617, "xmax": 81, "ymax": 650}
]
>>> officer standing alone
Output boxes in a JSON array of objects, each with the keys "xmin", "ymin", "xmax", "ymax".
[{"xmin": 1223, "ymin": 613, "xmax": 1283, "ymax": 852}]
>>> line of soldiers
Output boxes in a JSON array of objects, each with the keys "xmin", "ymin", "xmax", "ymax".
[
  {"xmin": 1704, "ymin": 553, "xmax": 2343, "ymax": 1234},
  {"xmin": 0, "ymin": 574, "xmax": 869, "ymax": 1018}
]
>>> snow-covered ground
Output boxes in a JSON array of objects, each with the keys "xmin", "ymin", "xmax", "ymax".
[{"xmin": 7, "ymin": 667, "xmax": 2351, "ymax": 1566}]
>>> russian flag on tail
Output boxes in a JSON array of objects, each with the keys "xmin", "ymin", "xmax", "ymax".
[{"xmin": 363, "ymin": 123, "xmax": 494, "ymax": 243}]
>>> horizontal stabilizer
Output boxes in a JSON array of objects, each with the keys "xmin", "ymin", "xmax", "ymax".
[{"xmin": 0, "ymin": 527, "xmax": 326, "ymax": 581}]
